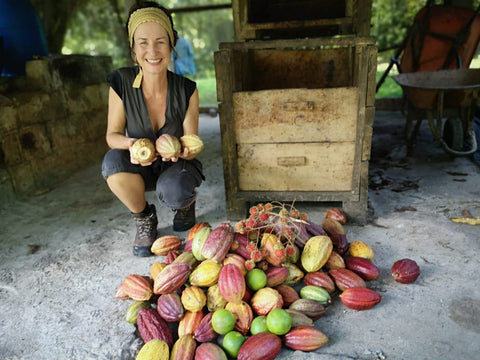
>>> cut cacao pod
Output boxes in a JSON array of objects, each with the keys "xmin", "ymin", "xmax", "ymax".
[
  {"xmin": 339, "ymin": 287, "xmax": 381, "ymax": 310},
  {"xmin": 131, "ymin": 138, "xmax": 156, "ymax": 163},
  {"xmin": 391, "ymin": 258, "xmax": 420, "ymax": 283}
]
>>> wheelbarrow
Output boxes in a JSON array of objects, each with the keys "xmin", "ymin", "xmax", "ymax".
[{"xmin": 393, "ymin": 68, "xmax": 480, "ymax": 156}]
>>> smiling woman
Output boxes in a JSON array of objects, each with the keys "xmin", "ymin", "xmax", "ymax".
[{"xmin": 101, "ymin": 1, "xmax": 205, "ymax": 257}]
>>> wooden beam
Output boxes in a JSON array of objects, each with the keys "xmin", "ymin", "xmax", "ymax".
[{"xmin": 170, "ymin": 3, "xmax": 232, "ymax": 14}]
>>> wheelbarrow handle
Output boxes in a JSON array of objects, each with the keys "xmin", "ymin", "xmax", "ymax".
[{"xmin": 441, "ymin": 129, "xmax": 478, "ymax": 156}]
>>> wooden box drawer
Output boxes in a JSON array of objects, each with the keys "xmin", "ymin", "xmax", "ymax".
[{"xmin": 237, "ymin": 142, "xmax": 355, "ymax": 191}]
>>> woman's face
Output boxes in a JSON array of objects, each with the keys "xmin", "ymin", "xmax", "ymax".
[{"xmin": 132, "ymin": 21, "xmax": 171, "ymax": 75}]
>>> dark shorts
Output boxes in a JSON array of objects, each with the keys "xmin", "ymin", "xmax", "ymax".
[{"xmin": 101, "ymin": 149, "xmax": 205, "ymax": 209}]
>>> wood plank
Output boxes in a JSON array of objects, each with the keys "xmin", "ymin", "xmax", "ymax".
[
  {"xmin": 233, "ymin": 88, "xmax": 358, "ymax": 143},
  {"xmin": 237, "ymin": 142, "xmax": 355, "ymax": 191}
]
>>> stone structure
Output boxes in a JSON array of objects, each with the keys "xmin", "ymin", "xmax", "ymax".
[{"xmin": 0, "ymin": 55, "xmax": 112, "ymax": 201}]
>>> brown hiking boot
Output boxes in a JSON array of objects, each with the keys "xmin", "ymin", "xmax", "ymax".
[
  {"xmin": 173, "ymin": 201, "xmax": 196, "ymax": 232},
  {"xmin": 132, "ymin": 204, "xmax": 158, "ymax": 257}
]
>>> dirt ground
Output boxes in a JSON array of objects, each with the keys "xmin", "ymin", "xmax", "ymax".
[{"xmin": 1, "ymin": 110, "xmax": 479, "ymax": 360}]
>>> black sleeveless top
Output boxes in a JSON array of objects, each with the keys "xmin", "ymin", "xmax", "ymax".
[{"xmin": 107, "ymin": 67, "xmax": 196, "ymax": 144}]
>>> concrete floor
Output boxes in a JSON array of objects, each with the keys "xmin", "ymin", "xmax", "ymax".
[{"xmin": 0, "ymin": 111, "xmax": 479, "ymax": 360}]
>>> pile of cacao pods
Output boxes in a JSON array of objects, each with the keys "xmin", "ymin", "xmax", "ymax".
[{"xmin": 115, "ymin": 202, "xmax": 420, "ymax": 360}]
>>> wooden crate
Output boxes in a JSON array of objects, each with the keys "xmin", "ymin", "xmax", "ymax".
[
  {"xmin": 232, "ymin": 0, "xmax": 373, "ymax": 41},
  {"xmin": 214, "ymin": 37, "xmax": 377, "ymax": 223}
]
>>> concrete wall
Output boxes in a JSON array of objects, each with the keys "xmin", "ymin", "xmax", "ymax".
[{"xmin": 0, "ymin": 55, "xmax": 112, "ymax": 201}]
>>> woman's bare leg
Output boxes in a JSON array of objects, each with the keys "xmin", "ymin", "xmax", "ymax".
[{"xmin": 106, "ymin": 172, "xmax": 147, "ymax": 213}]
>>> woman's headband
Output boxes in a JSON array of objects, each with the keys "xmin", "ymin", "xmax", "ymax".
[{"xmin": 127, "ymin": 7, "xmax": 175, "ymax": 49}]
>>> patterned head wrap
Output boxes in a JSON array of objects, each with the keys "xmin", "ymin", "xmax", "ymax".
[{"xmin": 127, "ymin": 7, "xmax": 175, "ymax": 88}]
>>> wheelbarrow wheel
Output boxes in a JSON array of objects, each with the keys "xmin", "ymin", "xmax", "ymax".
[{"xmin": 442, "ymin": 118, "xmax": 464, "ymax": 151}]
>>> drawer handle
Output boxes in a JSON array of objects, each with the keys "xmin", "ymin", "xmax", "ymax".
[
  {"xmin": 281, "ymin": 101, "xmax": 314, "ymax": 111},
  {"xmin": 277, "ymin": 156, "xmax": 306, "ymax": 166}
]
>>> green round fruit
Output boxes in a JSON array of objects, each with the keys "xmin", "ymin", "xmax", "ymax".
[
  {"xmin": 212, "ymin": 309, "xmax": 236, "ymax": 335},
  {"xmin": 250, "ymin": 315, "xmax": 269, "ymax": 335},
  {"xmin": 246, "ymin": 268, "xmax": 267, "ymax": 291},
  {"xmin": 222, "ymin": 330, "xmax": 246, "ymax": 358},
  {"xmin": 266, "ymin": 308, "xmax": 292, "ymax": 335}
]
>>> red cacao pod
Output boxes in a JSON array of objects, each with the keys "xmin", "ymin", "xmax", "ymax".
[
  {"xmin": 218, "ymin": 263, "xmax": 246, "ymax": 303},
  {"xmin": 137, "ymin": 308, "xmax": 173, "ymax": 348},
  {"xmin": 324, "ymin": 250, "xmax": 346, "ymax": 269},
  {"xmin": 288, "ymin": 298, "xmax": 325, "ymax": 321},
  {"xmin": 329, "ymin": 268, "xmax": 367, "ymax": 291},
  {"xmin": 391, "ymin": 258, "xmax": 420, "ymax": 284},
  {"xmin": 237, "ymin": 332, "xmax": 282, "ymax": 360},
  {"xmin": 303, "ymin": 271, "xmax": 336, "ymax": 294},
  {"xmin": 284, "ymin": 325, "xmax": 329, "ymax": 351},
  {"xmin": 165, "ymin": 250, "xmax": 182, "ymax": 265},
  {"xmin": 157, "ymin": 293, "xmax": 184, "ymax": 322},
  {"xmin": 195, "ymin": 342, "xmax": 228, "ymax": 360},
  {"xmin": 232, "ymin": 232, "xmax": 251, "ymax": 260},
  {"xmin": 345, "ymin": 256, "xmax": 380, "ymax": 281},
  {"xmin": 153, "ymin": 262, "xmax": 191, "ymax": 295},
  {"xmin": 322, "ymin": 218, "xmax": 349, "ymax": 255},
  {"xmin": 304, "ymin": 219, "xmax": 327, "ymax": 237},
  {"xmin": 265, "ymin": 266, "xmax": 289, "ymax": 287},
  {"xmin": 170, "ymin": 334, "xmax": 196, "ymax": 360},
  {"xmin": 339, "ymin": 287, "xmax": 381, "ymax": 310},
  {"xmin": 121, "ymin": 274, "xmax": 153, "ymax": 301},
  {"xmin": 193, "ymin": 311, "xmax": 217, "ymax": 343},
  {"xmin": 201, "ymin": 222, "xmax": 234, "ymax": 262},
  {"xmin": 273, "ymin": 284, "xmax": 300, "ymax": 307},
  {"xmin": 151, "ymin": 235, "xmax": 182, "ymax": 256}
]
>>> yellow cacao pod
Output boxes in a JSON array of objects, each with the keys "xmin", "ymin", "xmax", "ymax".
[
  {"xmin": 282, "ymin": 262, "xmax": 305, "ymax": 286},
  {"xmin": 301, "ymin": 235, "xmax": 333, "ymax": 272},
  {"xmin": 349, "ymin": 241, "xmax": 374, "ymax": 261},
  {"xmin": 207, "ymin": 284, "xmax": 227, "ymax": 312},
  {"xmin": 170, "ymin": 334, "xmax": 197, "ymax": 360},
  {"xmin": 136, "ymin": 339, "xmax": 169, "ymax": 360},
  {"xmin": 131, "ymin": 138, "xmax": 156, "ymax": 163},
  {"xmin": 150, "ymin": 262, "xmax": 167, "ymax": 280},
  {"xmin": 181, "ymin": 286, "xmax": 207, "ymax": 312},
  {"xmin": 189, "ymin": 259, "xmax": 222, "ymax": 287},
  {"xmin": 180, "ymin": 134, "xmax": 204, "ymax": 156},
  {"xmin": 156, "ymin": 134, "xmax": 181, "ymax": 159}
]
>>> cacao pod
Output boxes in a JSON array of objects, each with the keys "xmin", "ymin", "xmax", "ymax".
[
  {"xmin": 265, "ymin": 266, "xmax": 289, "ymax": 287},
  {"xmin": 136, "ymin": 339, "xmax": 169, "ymax": 360},
  {"xmin": 301, "ymin": 235, "xmax": 333, "ymax": 272},
  {"xmin": 325, "ymin": 207, "xmax": 347, "ymax": 224},
  {"xmin": 181, "ymin": 285, "xmax": 207, "ymax": 312},
  {"xmin": 201, "ymin": 222, "xmax": 234, "ymax": 262},
  {"xmin": 284, "ymin": 309, "xmax": 314, "ymax": 327},
  {"xmin": 195, "ymin": 342, "xmax": 228, "ymax": 360},
  {"xmin": 218, "ymin": 263, "xmax": 246, "ymax": 303},
  {"xmin": 207, "ymin": 284, "xmax": 227, "ymax": 312},
  {"xmin": 391, "ymin": 258, "xmax": 420, "ymax": 283},
  {"xmin": 150, "ymin": 235, "xmax": 182, "ymax": 256},
  {"xmin": 303, "ymin": 271, "xmax": 336, "ymax": 294},
  {"xmin": 322, "ymin": 218, "xmax": 349, "ymax": 255},
  {"xmin": 180, "ymin": 134, "xmax": 204, "ymax": 156},
  {"xmin": 250, "ymin": 287, "xmax": 283, "ymax": 316},
  {"xmin": 232, "ymin": 232, "xmax": 251, "ymax": 260},
  {"xmin": 186, "ymin": 222, "xmax": 210, "ymax": 243},
  {"xmin": 156, "ymin": 134, "xmax": 181, "ymax": 159},
  {"xmin": 114, "ymin": 283, "xmax": 129, "ymax": 300},
  {"xmin": 172, "ymin": 251, "xmax": 198, "ymax": 268},
  {"xmin": 131, "ymin": 138, "xmax": 156, "ymax": 163},
  {"xmin": 165, "ymin": 250, "xmax": 181, "ymax": 264},
  {"xmin": 237, "ymin": 332, "xmax": 282, "ymax": 360},
  {"xmin": 189, "ymin": 259, "xmax": 222, "ymax": 288},
  {"xmin": 288, "ymin": 298, "xmax": 325, "ymax": 321},
  {"xmin": 157, "ymin": 293, "xmax": 184, "ymax": 322},
  {"xmin": 137, "ymin": 308, "xmax": 173, "ymax": 347},
  {"xmin": 225, "ymin": 300, "xmax": 254, "ymax": 335},
  {"xmin": 273, "ymin": 284, "xmax": 300, "ymax": 307},
  {"xmin": 324, "ymin": 250, "xmax": 346, "ymax": 269},
  {"xmin": 348, "ymin": 240, "xmax": 374, "ymax": 261},
  {"xmin": 150, "ymin": 262, "xmax": 166, "ymax": 280},
  {"xmin": 284, "ymin": 325, "xmax": 329, "ymax": 351},
  {"xmin": 304, "ymin": 219, "xmax": 327, "ymax": 237},
  {"xmin": 328, "ymin": 268, "xmax": 367, "ymax": 291},
  {"xmin": 223, "ymin": 253, "xmax": 248, "ymax": 276},
  {"xmin": 345, "ymin": 256, "xmax": 380, "ymax": 281},
  {"xmin": 153, "ymin": 262, "xmax": 191, "ymax": 295},
  {"xmin": 339, "ymin": 287, "xmax": 381, "ymax": 310},
  {"xmin": 122, "ymin": 274, "xmax": 153, "ymax": 301},
  {"xmin": 299, "ymin": 285, "xmax": 331, "ymax": 305},
  {"xmin": 170, "ymin": 334, "xmax": 196, "ymax": 360},
  {"xmin": 282, "ymin": 262, "xmax": 305, "ymax": 286},
  {"xmin": 125, "ymin": 301, "xmax": 150, "ymax": 324},
  {"xmin": 193, "ymin": 311, "xmax": 217, "ymax": 343},
  {"xmin": 178, "ymin": 310, "xmax": 204, "ymax": 337},
  {"xmin": 192, "ymin": 226, "xmax": 211, "ymax": 261},
  {"xmin": 260, "ymin": 233, "xmax": 286, "ymax": 267}
]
